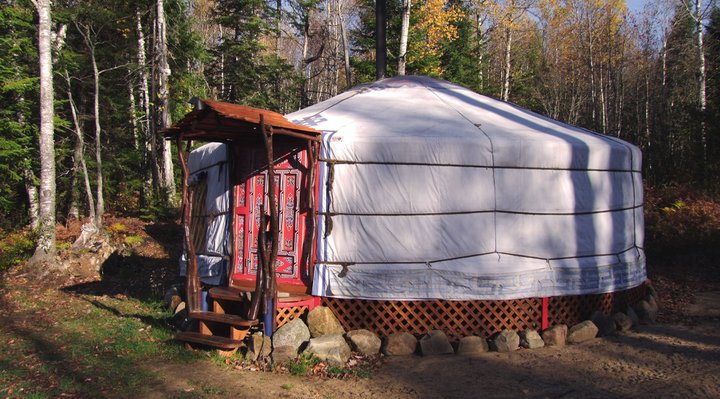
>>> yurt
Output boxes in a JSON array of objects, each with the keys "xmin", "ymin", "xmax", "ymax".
[{"xmin": 166, "ymin": 76, "xmax": 648, "ymax": 349}]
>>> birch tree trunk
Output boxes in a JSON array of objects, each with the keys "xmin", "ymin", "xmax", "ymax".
[
  {"xmin": 65, "ymin": 71, "xmax": 96, "ymax": 222},
  {"xmin": 339, "ymin": 3, "xmax": 352, "ymax": 89},
  {"xmin": 30, "ymin": 0, "xmax": 56, "ymax": 262},
  {"xmin": 67, "ymin": 127, "xmax": 82, "ymax": 220},
  {"xmin": 136, "ymin": 9, "xmax": 160, "ymax": 196},
  {"xmin": 15, "ymin": 91, "xmax": 39, "ymax": 228},
  {"xmin": 129, "ymin": 79, "xmax": 140, "ymax": 150},
  {"xmin": 156, "ymin": 0, "xmax": 176, "ymax": 203},
  {"xmin": 23, "ymin": 165, "xmax": 39, "ymax": 229},
  {"xmin": 398, "ymin": 0, "xmax": 411, "ymax": 75},
  {"xmin": 89, "ymin": 34, "xmax": 104, "ymax": 228},
  {"xmin": 694, "ymin": 0, "xmax": 707, "ymax": 161},
  {"xmin": 502, "ymin": 26, "xmax": 512, "ymax": 101}
]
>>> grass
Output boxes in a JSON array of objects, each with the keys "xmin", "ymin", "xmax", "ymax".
[
  {"xmin": 287, "ymin": 353, "xmax": 321, "ymax": 376},
  {"xmin": 0, "ymin": 284, "xmax": 198, "ymax": 398}
]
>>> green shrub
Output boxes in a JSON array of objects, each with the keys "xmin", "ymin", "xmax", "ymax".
[
  {"xmin": 0, "ymin": 229, "xmax": 35, "ymax": 272},
  {"xmin": 124, "ymin": 235, "xmax": 144, "ymax": 246}
]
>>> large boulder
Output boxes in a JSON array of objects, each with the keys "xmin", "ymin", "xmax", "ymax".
[
  {"xmin": 567, "ymin": 320, "xmax": 598, "ymax": 344},
  {"xmin": 591, "ymin": 311, "xmax": 617, "ymax": 337},
  {"xmin": 489, "ymin": 330, "xmax": 519, "ymax": 352},
  {"xmin": 634, "ymin": 300, "xmax": 658, "ymax": 324},
  {"xmin": 306, "ymin": 306, "xmax": 345, "ymax": 338},
  {"xmin": 419, "ymin": 330, "xmax": 454, "ymax": 356},
  {"xmin": 304, "ymin": 334, "xmax": 351, "ymax": 366},
  {"xmin": 271, "ymin": 345, "xmax": 298, "ymax": 364},
  {"xmin": 346, "ymin": 329, "xmax": 381, "ymax": 355},
  {"xmin": 383, "ymin": 332, "xmax": 417, "ymax": 356},
  {"xmin": 272, "ymin": 318, "xmax": 310, "ymax": 352},
  {"xmin": 542, "ymin": 324, "xmax": 568, "ymax": 347},
  {"xmin": 248, "ymin": 333, "xmax": 272, "ymax": 361},
  {"xmin": 519, "ymin": 329, "xmax": 545, "ymax": 349},
  {"xmin": 626, "ymin": 306, "xmax": 641, "ymax": 326},
  {"xmin": 647, "ymin": 294, "xmax": 660, "ymax": 313},
  {"xmin": 456, "ymin": 336, "xmax": 488, "ymax": 355},
  {"xmin": 613, "ymin": 312, "xmax": 633, "ymax": 333}
]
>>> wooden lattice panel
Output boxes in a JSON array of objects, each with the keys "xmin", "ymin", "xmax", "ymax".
[
  {"xmin": 321, "ymin": 284, "xmax": 647, "ymax": 340},
  {"xmin": 322, "ymin": 298, "xmax": 542, "ymax": 341},
  {"xmin": 548, "ymin": 283, "xmax": 648, "ymax": 327},
  {"xmin": 276, "ymin": 306, "xmax": 308, "ymax": 329}
]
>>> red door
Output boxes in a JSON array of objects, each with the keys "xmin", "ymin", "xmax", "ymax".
[{"xmin": 232, "ymin": 147, "xmax": 309, "ymax": 289}]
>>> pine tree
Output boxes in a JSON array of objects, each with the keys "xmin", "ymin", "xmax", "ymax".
[
  {"xmin": 210, "ymin": 0, "xmax": 300, "ymax": 112},
  {"xmin": 0, "ymin": 1, "xmax": 37, "ymax": 229},
  {"xmin": 705, "ymin": 6, "xmax": 720, "ymax": 185}
]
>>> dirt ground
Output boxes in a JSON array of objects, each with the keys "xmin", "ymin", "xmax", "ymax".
[
  {"xmin": 142, "ymin": 316, "xmax": 720, "ymax": 399},
  {"xmin": 4, "ymin": 217, "xmax": 720, "ymax": 399}
]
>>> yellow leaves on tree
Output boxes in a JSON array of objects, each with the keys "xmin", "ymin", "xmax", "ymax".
[{"xmin": 411, "ymin": 0, "xmax": 463, "ymax": 76}]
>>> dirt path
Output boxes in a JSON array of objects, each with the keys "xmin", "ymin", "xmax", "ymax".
[
  {"xmin": 144, "ymin": 317, "xmax": 720, "ymax": 399},
  {"xmin": 5, "ymin": 218, "xmax": 719, "ymax": 399}
]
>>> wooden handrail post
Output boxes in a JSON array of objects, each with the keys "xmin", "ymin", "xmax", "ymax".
[
  {"xmin": 178, "ymin": 135, "xmax": 201, "ymax": 312},
  {"xmin": 261, "ymin": 115, "xmax": 280, "ymax": 333}
]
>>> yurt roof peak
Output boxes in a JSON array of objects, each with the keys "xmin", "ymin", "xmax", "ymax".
[{"xmin": 288, "ymin": 75, "xmax": 640, "ymax": 172}]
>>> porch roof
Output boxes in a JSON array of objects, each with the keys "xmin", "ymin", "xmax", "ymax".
[{"xmin": 163, "ymin": 99, "xmax": 320, "ymax": 142}]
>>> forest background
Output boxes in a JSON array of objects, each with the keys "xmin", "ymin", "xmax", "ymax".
[{"xmin": 1, "ymin": 0, "xmax": 719, "ymax": 262}]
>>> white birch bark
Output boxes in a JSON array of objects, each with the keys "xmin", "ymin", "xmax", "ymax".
[
  {"xmin": 129, "ymin": 79, "xmax": 140, "ymax": 150},
  {"xmin": 156, "ymin": 0, "xmax": 176, "ymax": 202},
  {"xmin": 65, "ymin": 71, "xmax": 96, "ymax": 222},
  {"xmin": 136, "ymin": 9, "xmax": 159, "ymax": 194},
  {"xmin": 339, "ymin": 3, "xmax": 352, "ymax": 89},
  {"xmin": 502, "ymin": 26, "xmax": 512, "ymax": 101},
  {"xmin": 90, "ymin": 33, "xmax": 104, "ymax": 228},
  {"xmin": 30, "ymin": 0, "xmax": 56, "ymax": 261},
  {"xmin": 398, "ymin": 0, "xmax": 411, "ymax": 76},
  {"xmin": 23, "ymin": 166, "xmax": 39, "ymax": 229},
  {"xmin": 694, "ymin": 0, "xmax": 707, "ymax": 159}
]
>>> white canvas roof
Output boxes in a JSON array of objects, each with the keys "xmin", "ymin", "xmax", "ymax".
[{"xmin": 287, "ymin": 75, "xmax": 646, "ymax": 300}]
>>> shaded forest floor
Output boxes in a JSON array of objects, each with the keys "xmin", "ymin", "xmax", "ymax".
[{"xmin": 1, "ymin": 184, "xmax": 720, "ymax": 398}]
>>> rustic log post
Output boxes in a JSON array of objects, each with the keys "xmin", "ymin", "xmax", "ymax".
[
  {"xmin": 178, "ymin": 136, "xmax": 201, "ymax": 312},
  {"xmin": 246, "ymin": 212, "xmax": 265, "ymax": 320},
  {"xmin": 261, "ymin": 115, "xmax": 279, "ymax": 333}
]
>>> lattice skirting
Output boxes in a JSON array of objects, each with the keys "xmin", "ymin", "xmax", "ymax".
[
  {"xmin": 276, "ymin": 305, "xmax": 309, "ymax": 329},
  {"xmin": 321, "ymin": 283, "xmax": 648, "ymax": 341}
]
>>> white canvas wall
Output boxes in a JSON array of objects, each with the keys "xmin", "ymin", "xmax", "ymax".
[{"xmin": 288, "ymin": 76, "xmax": 646, "ymax": 300}]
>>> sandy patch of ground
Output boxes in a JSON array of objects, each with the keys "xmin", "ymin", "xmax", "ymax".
[{"xmin": 146, "ymin": 317, "xmax": 720, "ymax": 399}]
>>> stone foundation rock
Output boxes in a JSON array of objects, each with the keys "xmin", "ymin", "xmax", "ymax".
[
  {"xmin": 419, "ymin": 330, "xmax": 454, "ymax": 355},
  {"xmin": 542, "ymin": 324, "xmax": 568, "ymax": 347},
  {"xmin": 457, "ymin": 336, "xmax": 489, "ymax": 355},
  {"xmin": 306, "ymin": 306, "xmax": 345, "ymax": 338},
  {"xmin": 383, "ymin": 332, "xmax": 417, "ymax": 356},
  {"xmin": 346, "ymin": 329, "xmax": 381, "ymax": 355},
  {"xmin": 490, "ymin": 330, "xmax": 519, "ymax": 352},
  {"xmin": 567, "ymin": 320, "xmax": 598, "ymax": 344}
]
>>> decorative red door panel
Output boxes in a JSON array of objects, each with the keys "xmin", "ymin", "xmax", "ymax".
[{"xmin": 232, "ymin": 147, "xmax": 309, "ymax": 288}]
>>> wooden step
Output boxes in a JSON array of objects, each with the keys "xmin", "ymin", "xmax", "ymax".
[
  {"xmin": 209, "ymin": 286, "xmax": 314, "ymax": 303},
  {"xmin": 175, "ymin": 332, "xmax": 243, "ymax": 350},
  {"xmin": 230, "ymin": 279, "xmax": 310, "ymax": 294},
  {"xmin": 189, "ymin": 311, "xmax": 259, "ymax": 327}
]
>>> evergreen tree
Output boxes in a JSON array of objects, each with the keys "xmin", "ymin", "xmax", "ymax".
[
  {"xmin": 659, "ymin": 4, "xmax": 700, "ymax": 180},
  {"xmin": 210, "ymin": 0, "xmax": 300, "ymax": 112},
  {"xmin": 441, "ymin": 4, "xmax": 482, "ymax": 92},
  {"xmin": 705, "ymin": 6, "xmax": 720, "ymax": 187},
  {"xmin": 350, "ymin": 0, "xmax": 403, "ymax": 83},
  {"xmin": 0, "ymin": 0, "xmax": 37, "ymax": 228}
]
